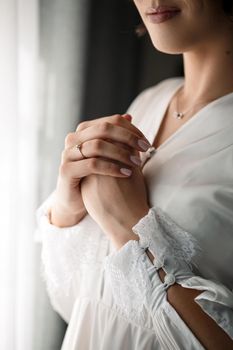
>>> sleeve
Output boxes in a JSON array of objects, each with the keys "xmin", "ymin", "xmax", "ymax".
[
  {"xmin": 35, "ymin": 192, "xmax": 111, "ymax": 323},
  {"xmin": 103, "ymin": 206, "xmax": 233, "ymax": 349},
  {"xmin": 34, "ymin": 79, "xmax": 180, "ymax": 323}
]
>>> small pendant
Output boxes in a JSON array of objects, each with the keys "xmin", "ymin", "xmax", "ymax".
[{"xmin": 173, "ymin": 111, "xmax": 184, "ymax": 120}]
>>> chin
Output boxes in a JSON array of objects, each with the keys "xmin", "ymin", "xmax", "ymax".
[
  {"xmin": 150, "ymin": 37, "xmax": 184, "ymax": 55},
  {"xmin": 148, "ymin": 29, "xmax": 196, "ymax": 55},
  {"xmin": 152, "ymin": 43, "xmax": 183, "ymax": 55}
]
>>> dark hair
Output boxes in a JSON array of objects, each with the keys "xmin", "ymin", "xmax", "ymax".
[{"xmin": 135, "ymin": 0, "xmax": 233, "ymax": 37}]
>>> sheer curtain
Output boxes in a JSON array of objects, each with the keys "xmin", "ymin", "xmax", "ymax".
[
  {"xmin": 33, "ymin": 1, "xmax": 90, "ymax": 349},
  {"xmin": 0, "ymin": 0, "xmax": 182, "ymax": 348},
  {"xmin": 0, "ymin": 0, "xmax": 39, "ymax": 349},
  {"xmin": 0, "ymin": 0, "xmax": 89, "ymax": 349}
]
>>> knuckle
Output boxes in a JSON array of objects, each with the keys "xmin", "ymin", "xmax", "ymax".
[
  {"xmin": 108, "ymin": 162, "xmax": 118, "ymax": 174},
  {"xmin": 76, "ymin": 121, "xmax": 88, "ymax": 132},
  {"xmin": 65, "ymin": 132, "xmax": 75, "ymax": 147},
  {"xmin": 100, "ymin": 121, "xmax": 111, "ymax": 134},
  {"xmin": 93, "ymin": 139, "xmax": 103, "ymax": 152},
  {"xmin": 129, "ymin": 132, "xmax": 137, "ymax": 145},
  {"xmin": 107, "ymin": 162, "xmax": 115, "ymax": 171},
  {"xmin": 88, "ymin": 158, "xmax": 98, "ymax": 171},
  {"xmin": 59, "ymin": 162, "xmax": 70, "ymax": 177},
  {"xmin": 112, "ymin": 114, "xmax": 122, "ymax": 124},
  {"xmin": 120, "ymin": 148, "xmax": 129, "ymax": 160}
]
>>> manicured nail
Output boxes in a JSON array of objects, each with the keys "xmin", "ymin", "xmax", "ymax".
[
  {"xmin": 138, "ymin": 139, "xmax": 151, "ymax": 151},
  {"xmin": 120, "ymin": 168, "xmax": 132, "ymax": 176},
  {"xmin": 130, "ymin": 155, "xmax": 142, "ymax": 166},
  {"xmin": 122, "ymin": 114, "xmax": 132, "ymax": 121}
]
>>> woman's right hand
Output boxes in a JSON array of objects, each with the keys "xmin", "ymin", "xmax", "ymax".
[{"xmin": 50, "ymin": 113, "xmax": 151, "ymax": 227}]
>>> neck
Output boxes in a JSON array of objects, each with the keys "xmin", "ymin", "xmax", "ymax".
[{"xmin": 182, "ymin": 33, "xmax": 233, "ymax": 103}]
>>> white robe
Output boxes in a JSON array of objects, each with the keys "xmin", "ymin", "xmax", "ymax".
[{"xmin": 35, "ymin": 77, "xmax": 233, "ymax": 349}]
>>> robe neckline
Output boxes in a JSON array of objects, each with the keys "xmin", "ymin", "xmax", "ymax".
[{"xmin": 146, "ymin": 78, "xmax": 233, "ymax": 154}]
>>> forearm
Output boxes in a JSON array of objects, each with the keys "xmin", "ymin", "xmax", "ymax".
[
  {"xmin": 145, "ymin": 250, "xmax": 233, "ymax": 350},
  {"xmin": 167, "ymin": 284, "xmax": 233, "ymax": 349},
  {"xmin": 107, "ymin": 221, "xmax": 233, "ymax": 350}
]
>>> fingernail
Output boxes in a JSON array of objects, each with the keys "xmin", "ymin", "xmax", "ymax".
[
  {"xmin": 122, "ymin": 114, "xmax": 132, "ymax": 121},
  {"xmin": 130, "ymin": 155, "xmax": 142, "ymax": 166},
  {"xmin": 120, "ymin": 168, "xmax": 132, "ymax": 176},
  {"xmin": 138, "ymin": 139, "xmax": 151, "ymax": 151}
]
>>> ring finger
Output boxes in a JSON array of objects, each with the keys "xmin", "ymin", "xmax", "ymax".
[{"xmin": 62, "ymin": 139, "xmax": 142, "ymax": 167}]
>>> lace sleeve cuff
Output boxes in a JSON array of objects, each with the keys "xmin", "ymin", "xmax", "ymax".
[
  {"xmin": 35, "ymin": 192, "xmax": 110, "ymax": 321},
  {"xmin": 34, "ymin": 191, "xmax": 86, "ymax": 242},
  {"xmin": 104, "ymin": 206, "xmax": 233, "ymax": 340}
]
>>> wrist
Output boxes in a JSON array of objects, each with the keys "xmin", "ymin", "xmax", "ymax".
[
  {"xmin": 49, "ymin": 205, "xmax": 86, "ymax": 228},
  {"xmin": 110, "ymin": 228, "xmax": 139, "ymax": 250},
  {"xmin": 105, "ymin": 207, "xmax": 149, "ymax": 249}
]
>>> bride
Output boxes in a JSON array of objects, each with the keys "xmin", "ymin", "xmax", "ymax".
[{"xmin": 36, "ymin": 1, "xmax": 233, "ymax": 349}]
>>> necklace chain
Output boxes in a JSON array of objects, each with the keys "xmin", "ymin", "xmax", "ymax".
[{"xmin": 173, "ymin": 87, "xmax": 213, "ymax": 120}]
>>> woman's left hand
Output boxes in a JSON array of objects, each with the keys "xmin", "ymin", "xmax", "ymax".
[{"xmin": 80, "ymin": 158, "xmax": 150, "ymax": 249}]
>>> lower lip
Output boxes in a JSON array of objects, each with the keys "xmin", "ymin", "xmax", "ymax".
[{"xmin": 147, "ymin": 11, "xmax": 180, "ymax": 24}]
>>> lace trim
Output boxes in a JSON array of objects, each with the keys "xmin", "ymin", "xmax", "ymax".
[
  {"xmin": 132, "ymin": 206, "xmax": 201, "ymax": 268},
  {"xmin": 104, "ymin": 240, "xmax": 152, "ymax": 325},
  {"xmin": 104, "ymin": 206, "xmax": 201, "ymax": 324},
  {"xmin": 38, "ymin": 207, "xmax": 109, "ymax": 298}
]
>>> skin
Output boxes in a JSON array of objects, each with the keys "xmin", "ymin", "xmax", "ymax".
[
  {"xmin": 50, "ymin": 0, "xmax": 233, "ymax": 348},
  {"xmin": 50, "ymin": 114, "xmax": 152, "ymax": 227}
]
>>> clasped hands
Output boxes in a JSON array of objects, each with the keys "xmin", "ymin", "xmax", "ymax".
[
  {"xmin": 80, "ymin": 116, "xmax": 150, "ymax": 250},
  {"xmin": 80, "ymin": 159, "xmax": 150, "ymax": 249},
  {"xmin": 52, "ymin": 113, "xmax": 151, "ymax": 246}
]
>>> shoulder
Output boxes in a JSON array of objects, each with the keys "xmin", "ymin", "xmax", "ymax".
[{"xmin": 126, "ymin": 77, "xmax": 184, "ymax": 124}]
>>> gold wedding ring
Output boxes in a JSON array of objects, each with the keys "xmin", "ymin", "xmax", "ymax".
[{"xmin": 75, "ymin": 143, "xmax": 87, "ymax": 159}]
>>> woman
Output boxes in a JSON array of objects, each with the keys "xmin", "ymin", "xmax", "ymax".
[{"xmin": 36, "ymin": 1, "xmax": 233, "ymax": 349}]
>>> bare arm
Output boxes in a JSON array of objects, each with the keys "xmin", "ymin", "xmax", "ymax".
[
  {"xmin": 112, "ymin": 225, "xmax": 233, "ymax": 350},
  {"xmin": 145, "ymin": 250, "xmax": 233, "ymax": 350},
  {"xmin": 105, "ymin": 217, "xmax": 233, "ymax": 350}
]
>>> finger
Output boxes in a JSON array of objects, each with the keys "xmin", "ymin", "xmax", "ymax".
[
  {"xmin": 122, "ymin": 114, "xmax": 132, "ymax": 122},
  {"xmin": 76, "ymin": 114, "xmax": 149, "ymax": 143},
  {"xmin": 62, "ymin": 139, "xmax": 142, "ymax": 168},
  {"xmin": 65, "ymin": 123, "xmax": 151, "ymax": 152},
  {"xmin": 59, "ymin": 158, "xmax": 133, "ymax": 180}
]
